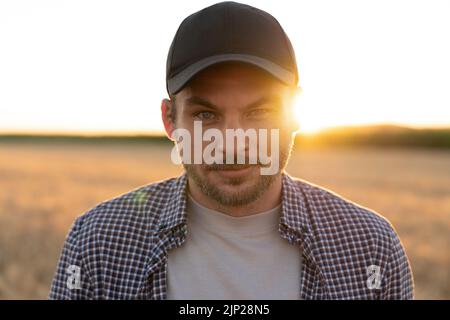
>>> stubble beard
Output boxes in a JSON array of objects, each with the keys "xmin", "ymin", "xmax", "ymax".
[{"xmin": 183, "ymin": 139, "xmax": 294, "ymax": 207}]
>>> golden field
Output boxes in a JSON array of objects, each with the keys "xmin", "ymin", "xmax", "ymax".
[{"xmin": 0, "ymin": 141, "xmax": 449, "ymax": 299}]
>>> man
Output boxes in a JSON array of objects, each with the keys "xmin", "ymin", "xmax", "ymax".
[{"xmin": 49, "ymin": 1, "xmax": 414, "ymax": 299}]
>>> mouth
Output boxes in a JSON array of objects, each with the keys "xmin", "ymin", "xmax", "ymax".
[{"xmin": 212, "ymin": 165, "xmax": 255, "ymax": 179}]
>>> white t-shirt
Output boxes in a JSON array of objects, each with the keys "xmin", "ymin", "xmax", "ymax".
[{"xmin": 166, "ymin": 193, "xmax": 301, "ymax": 299}]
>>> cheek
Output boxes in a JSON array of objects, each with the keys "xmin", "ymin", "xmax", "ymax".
[
  {"xmin": 262, "ymin": 110, "xmax": 294, "ymax": 130},
  {"xmin": 272, "ymin": 128, "xmax": 294, "ymax": 152}
]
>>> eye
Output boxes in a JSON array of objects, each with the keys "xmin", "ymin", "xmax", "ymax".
[
  {"xmin": 247, "ymin": 108, "xmax": 271, "ymax": 118},
  {"xmin": 193, "ymin": 111, "xmax": 217, "ymax": 121}
]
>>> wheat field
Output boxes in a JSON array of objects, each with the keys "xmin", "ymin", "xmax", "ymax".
[{"xmin": 0, "ymin": 141, "xmax": 448, "ymax": 299}]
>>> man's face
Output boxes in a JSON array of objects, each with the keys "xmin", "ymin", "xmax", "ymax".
[{"xmin": 164, "ymin": 62, "xmax": 299, "ymax": 207}]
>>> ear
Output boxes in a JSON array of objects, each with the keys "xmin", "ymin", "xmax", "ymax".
[{"xmin": 161, "ymin": 98, "xmax": 176, "ymax": 140}]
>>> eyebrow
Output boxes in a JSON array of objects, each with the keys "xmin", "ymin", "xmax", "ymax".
[
  {"xmin": 185, "ymin": 95, "xmax": 282, "ymax": 110},
  {"xmin": 185, "ymin": 96, "xmax": 217, "ymax": 109}
]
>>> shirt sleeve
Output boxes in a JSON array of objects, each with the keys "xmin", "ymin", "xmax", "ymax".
[
  {"xmin": 381, "ymin": 228, "xmax": 415, "ymax": 299},
  {"xmin": 48, "ymin": 217, "xmax": 93, "ymax": 299}
]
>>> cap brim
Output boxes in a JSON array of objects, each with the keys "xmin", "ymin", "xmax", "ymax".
[{"xmin": 167, "ymin": 53, "xmax": 297, "ymax": 95}]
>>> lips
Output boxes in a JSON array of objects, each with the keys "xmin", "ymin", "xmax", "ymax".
[
  {"xmin": 215, "ymin": 164, "xmax": 253, "ymax": 170},
  {"xmin": 213, "ymin": 165, "xmax": 255, "ymax": 178}
]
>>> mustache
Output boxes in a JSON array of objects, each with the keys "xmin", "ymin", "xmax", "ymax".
[
  {"xmin": 203, "ymin": 158, "xmax": 275, "ymax": 171},
  {"xmin": 200, "ymin": 154, "xmax": 277, "ymax": 171},
  {"xmin": 205, "ymin": 163, "xmax": 258, "ymax": 171}
]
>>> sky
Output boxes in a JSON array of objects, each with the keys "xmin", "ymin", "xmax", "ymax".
[{"xmin": 0, "ymin": 0, "xmax": 449, "ymax": 134}]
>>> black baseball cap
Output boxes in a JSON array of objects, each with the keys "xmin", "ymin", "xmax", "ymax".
[{"xmin": 166, "ymin": 1, "xmax": 299, "ymax": 95}]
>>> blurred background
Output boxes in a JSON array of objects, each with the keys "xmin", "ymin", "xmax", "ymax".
[{"xmin": 0, "ymin": 0, "xmax": 449, "ymax": 299}]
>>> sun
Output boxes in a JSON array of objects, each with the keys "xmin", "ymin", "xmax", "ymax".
[{"xmin": 292, "ymin": 87, "xmax": 330, "ymax": 134}]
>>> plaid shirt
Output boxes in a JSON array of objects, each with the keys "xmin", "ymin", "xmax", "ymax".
[{"xmin": 49, "ymin": 172, "xmax": 414, "ymax": 300}]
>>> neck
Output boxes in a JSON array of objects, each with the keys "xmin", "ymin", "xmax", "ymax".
[{"xmin": 187, "ymin": 175, "xmax": 283, "ymax": 217}]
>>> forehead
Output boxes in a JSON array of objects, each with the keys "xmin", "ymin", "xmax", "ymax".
[{"xmin": 177, "ymin": 62, "xmax": 289, "ymax": 100}]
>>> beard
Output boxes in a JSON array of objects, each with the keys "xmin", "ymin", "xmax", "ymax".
[{"xmin": 183, "ymin": 138, "xmax": 294, "ymax": 207}]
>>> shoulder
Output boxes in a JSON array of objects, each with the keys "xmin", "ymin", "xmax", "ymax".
[
  {"xmin": 286, "ymin": 175, "xmax": 413, "ymax": 298},
  {"xmin": 71, "ymin": 175, "xmax": 183, "ymax": 241},
  {"xmin": 51, "ymin": 176, "xmax": 185, "ymax": 299},
  {"xmin": 286, "ymin": 175, "xmax": 399, "ymax": 255},
  {"xmin": 291, "ymin": 178, "xmax": 394, "ymax": 241}
]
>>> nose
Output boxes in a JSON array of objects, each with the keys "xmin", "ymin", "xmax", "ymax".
[{"xmin": 215, "ymin": 115, "xmax": 253, "ymax": 164}]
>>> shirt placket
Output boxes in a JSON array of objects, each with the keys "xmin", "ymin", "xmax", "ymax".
[{"xmin": 149, "ymin": 224, "xmax": 188, "ymax": 300}]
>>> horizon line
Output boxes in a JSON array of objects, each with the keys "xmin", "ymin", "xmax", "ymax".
[{"xmin": 0, "ymin": 122, "xmax": 449, "ymax": 137}]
